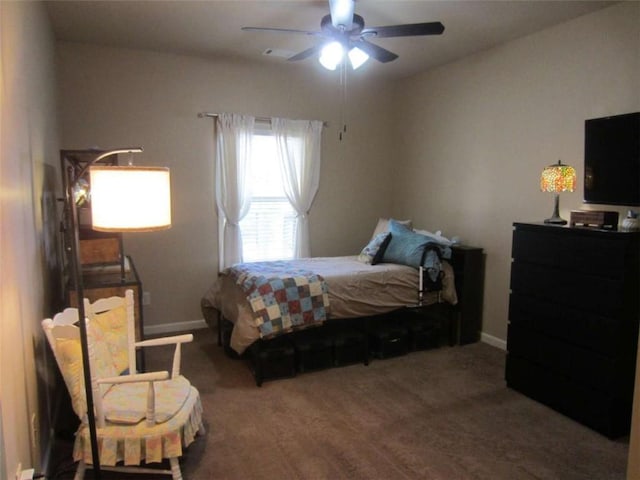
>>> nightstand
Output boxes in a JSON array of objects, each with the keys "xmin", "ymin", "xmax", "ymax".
[{"xmin": 450, "ymin": 245, "xmax": 485, "ymax": 345}]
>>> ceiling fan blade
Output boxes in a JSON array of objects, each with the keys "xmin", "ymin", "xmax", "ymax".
[
  {"xmin": 241, "ymin": 26, "xmax": 322, "ymax": 37},
  {"xmin": 329, "ymin": 0, "xmax": 355, "ymax": 30},
  {"xmin": 353, "ymin": 40, "xmax": 398, "ymax": 63},
  {"xmin": 362, "ymin": 22, "xmax": 445, "ymax": 38},
  {"xmin": 287, "ymin": 45, "xmax": 323, "ymax": 62}
]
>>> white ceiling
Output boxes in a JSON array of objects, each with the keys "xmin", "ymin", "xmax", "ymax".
[{"xmin": 45, "ymin": 0, "xmax": 615, "ymax": 80}]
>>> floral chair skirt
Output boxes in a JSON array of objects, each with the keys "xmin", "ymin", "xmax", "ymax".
[{"xmin": 73, "ymin": 385, "xmax": 203, "ymax": 467}]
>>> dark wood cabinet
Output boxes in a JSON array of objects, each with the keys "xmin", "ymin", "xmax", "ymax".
[
  {"xmin": 450, "ymin": 245, "xmax": 485, "ymax": 345},
  {"xmin": 506, "ymin": 222, "xmax": 640, "ymax": 438},
  {"xmin": 66, "ymin": 256, "xmax": 144, "ymax": 343}
]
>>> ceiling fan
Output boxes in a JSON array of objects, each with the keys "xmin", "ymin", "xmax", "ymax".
[{"xmin": 242, "ymin": 0, "xmax": 444, "ymax": 71}]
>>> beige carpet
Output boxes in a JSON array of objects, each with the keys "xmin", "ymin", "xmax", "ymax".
[{"xmin": 52, "ymin": 327, "xmax": 629, "ymax": 479}]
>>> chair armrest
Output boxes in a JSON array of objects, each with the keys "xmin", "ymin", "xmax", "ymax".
[
  {"xmin": 135, "ymin": 333, "xmax": 193, "ymax": 348},
  {"xmin": 96, "ymin": 370, "xmax": 170, "ymax": 427},
  {"xmin": 135, "ymin": 334, "xmax": 194, "ymax": 378},
  {"xmin": 97, "ymin": 370, "xmax": 169, "ymax": 385}
]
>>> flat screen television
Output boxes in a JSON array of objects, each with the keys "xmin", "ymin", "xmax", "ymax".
[{"xmin": 584, "ymin": 112, "xmax": 640, "ymax": 206}]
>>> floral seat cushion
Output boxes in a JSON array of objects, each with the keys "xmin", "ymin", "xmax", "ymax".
[{"xmin": 103, "ymin": 375, "xmax": 191, "ymax": 424}]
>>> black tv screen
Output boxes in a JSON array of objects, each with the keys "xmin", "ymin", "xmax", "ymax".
[{"xmin": 584, "ymin": 112, "xmax": 640, "ymax": 206}]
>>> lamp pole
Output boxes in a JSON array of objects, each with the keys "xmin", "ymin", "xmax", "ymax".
[{"xmin": 64, "ymin": 148, "xmax": 143, "ymax": 478}]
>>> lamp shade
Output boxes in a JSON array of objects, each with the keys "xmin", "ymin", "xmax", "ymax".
[
  {"xmin": 348, "ymin": 47, "xmax": 369, "ymax": 69},
  {"xmin": 540, "ymin": 160, "xmax": 576, "ymax": 193},
  {"xmin": 319, "ymin": 41, "xmax": 343, "ymax": 70},
  {"xmin": 89, "ymin": 166, "xmax": 171, "ymax": 232}
]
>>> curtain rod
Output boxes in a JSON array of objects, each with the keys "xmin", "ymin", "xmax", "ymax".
[{"xmin": 198, "ymin": 112, "xmax": 328, "ymax": 127}]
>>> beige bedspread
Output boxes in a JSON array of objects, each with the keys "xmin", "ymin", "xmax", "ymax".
[{"xmin": 201, "ymin": 256, "xmax": 457, "ymax": 354}]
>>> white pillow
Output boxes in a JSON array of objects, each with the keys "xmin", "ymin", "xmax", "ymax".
[
  {"xmin": 371, "ymin": 217, "xmax": 412, "ymax": 241},
  {"xmin": 413, "ymin": 228, "xmax": 453, "ymax": 246}
]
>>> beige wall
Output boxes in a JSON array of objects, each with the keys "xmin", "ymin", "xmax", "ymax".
[
  {"xmin": 56, "ymin": 43, "xmax": 397, "ymax": 331},
  {"xmin": 55, "ymin": 4, "xmax": 639, "ymax": 343},
  {"xmin": 55, "ymin": 1, "xmax": 639, "ymax": 348},
  {"xmin": 1, "ymin": 2, "xmax": 638, "ymax": 476},
  {"xmin": 392, "ymin": 2, "xmax": 640, "ymax": 345},
  {"xmin": 0, "ymin": 1, "xmax": 61, "ymax": 477}
]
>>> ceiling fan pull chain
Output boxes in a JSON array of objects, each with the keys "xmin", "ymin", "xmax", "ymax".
[{"xmin": 339, "ymin": 60, "xmax": 347, "ymax": 141}]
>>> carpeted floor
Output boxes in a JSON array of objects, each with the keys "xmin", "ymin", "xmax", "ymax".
[{"xmin": 51, "ymin": 327, "xmax": 630, "ymax": 479}]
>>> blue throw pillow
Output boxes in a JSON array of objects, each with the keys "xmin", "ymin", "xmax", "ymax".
[
  {"xmin": 381, "ymin": 220, "xmax": 430, "ymax": 268},
  {"xmin": 358, "ymin": 232, "xmax": 392, "ymax": 264}
]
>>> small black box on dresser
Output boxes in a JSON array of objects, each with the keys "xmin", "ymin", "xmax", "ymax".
[{"xmin": 506, "ymin": 222, "xmax": 640, "ymax": 438}]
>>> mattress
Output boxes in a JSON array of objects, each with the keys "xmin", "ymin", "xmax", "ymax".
[{"xmin": 201, "ymin": 255, "xmax": 457, "ymax": 354}]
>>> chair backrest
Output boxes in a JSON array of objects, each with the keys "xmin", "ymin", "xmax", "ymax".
[
  {"xmin": 84, "ymin": 289, "xmax": 137, "ymax": 376},
  {"xmin": 42, "ymin": 289, "xmax": 137, "ymax": 424},
  {"xmin": 42, "ymin": 307, "xmax": 88, "ymax": 422}
]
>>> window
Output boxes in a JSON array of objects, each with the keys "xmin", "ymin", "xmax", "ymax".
[
  {"xmin": 215, "ymin": 113, "xmax": 322, "ymax": 268},
  {"xmin": 240, "ymin": 131, "xmax": 297, "ymax": 262}
]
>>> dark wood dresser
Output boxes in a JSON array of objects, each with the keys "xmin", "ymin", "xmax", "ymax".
[{"xmin": 506, "ymin": 222, "xmax": 640, "ymax": 438}]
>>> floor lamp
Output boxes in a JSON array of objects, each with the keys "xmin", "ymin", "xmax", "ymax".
[{"xmin": 64, "ymin": 147, "xmax": 171, "ymax": 478}]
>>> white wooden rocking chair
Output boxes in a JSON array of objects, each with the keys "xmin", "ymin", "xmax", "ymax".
[{"xmin": 42, "ymin": 289, "xmax": 205, "ymax": 479}]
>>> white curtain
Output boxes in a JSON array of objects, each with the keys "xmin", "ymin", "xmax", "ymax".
[
  {"xmin": 215, "ymin": 113, "xmax": 255, "ymax": 270},
  {"xmin": 272, "ymin": 118, "xmax": 323, "ymax": 258}
]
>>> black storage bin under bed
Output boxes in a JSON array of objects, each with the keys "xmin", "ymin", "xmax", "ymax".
[
  {"xmin": 332, "ymin": 327, "xmax": 368, "ymax": 367},
  {"xmin": 292, "ymin": 327, "xmax": 334, "ymax": 373},
  {"xmin": 248, "ymin": 336, "xmax": 296, "ymax": 387},
  {"xmin": 368, "ymin": 317, "xmax": 409, "ymax": 359},
  {"xmin": 402, "ymin": 307, "xmax": 442, "ymax": 351}
]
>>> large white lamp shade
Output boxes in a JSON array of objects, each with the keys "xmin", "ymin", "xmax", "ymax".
[{"xmin": 89, "ymin": 166, "xmax": 172, "ymax": 232}]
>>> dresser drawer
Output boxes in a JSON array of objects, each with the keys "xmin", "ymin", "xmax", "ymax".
[
  {"xmin": 509, "ymin": 293, "xmax": 623, "ymax": 355},
  {"xmin": 506, "ymin": 354, "xmax": 631, "ymax": 438},
  {"xmin": 505, "ymin": 354, "xmax": 567, "ymax": 410},
  {"xmin": 512, "ymin": 227, "xmax": 627, "ymax": 278},
  {"xmin": 507, "ymin": 324, "xmax": 571, "ymax": 375},
  {"xmin": 510, "ymin": 262, "xmax": 623, "ymax": 317},
  {"xmin": 508, "ymin": 322, "xmax": 628, "ymax": 394}
]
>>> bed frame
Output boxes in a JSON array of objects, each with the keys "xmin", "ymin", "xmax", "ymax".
[
  {"xmin": 223, "ymin": 304, "xmax": 454, "ymax": 386},
  {"xmin": 201, "ymin": 245, "xmax": 484, "ymax": 386}
]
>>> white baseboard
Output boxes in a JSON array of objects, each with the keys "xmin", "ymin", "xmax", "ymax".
[
  {"xmin": 481, "ymin": 332, "xmax": 507, "ymax": 350},
  {"xmin": 144, "ymin": 319, "xmax": 208, "ymax": 336},
  {"xmin": 144, "ymin": 321, "xmax": 508, "ymax": 351}
]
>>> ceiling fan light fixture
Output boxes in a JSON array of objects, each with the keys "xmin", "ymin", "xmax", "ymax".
[
  {"xmin": 319, "ymin": 41, "xmax": 343, "ymax": 70},
  {"xmin": 243, "ymin": 1, "xmax": 445, "ymax": 70},
  {"xmin": 348, "ymin": 47, "xmax": 369, "ymax": 69}
]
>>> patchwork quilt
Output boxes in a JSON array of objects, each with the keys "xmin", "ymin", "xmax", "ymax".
[{"xmin": 228, "ymin": 261, "xmax": 330, "ymax": 338}]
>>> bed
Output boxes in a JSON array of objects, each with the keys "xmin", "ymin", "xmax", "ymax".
[{"xmin": 200, "ymin": 218, "xmax": 458, "ymax": 355}]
